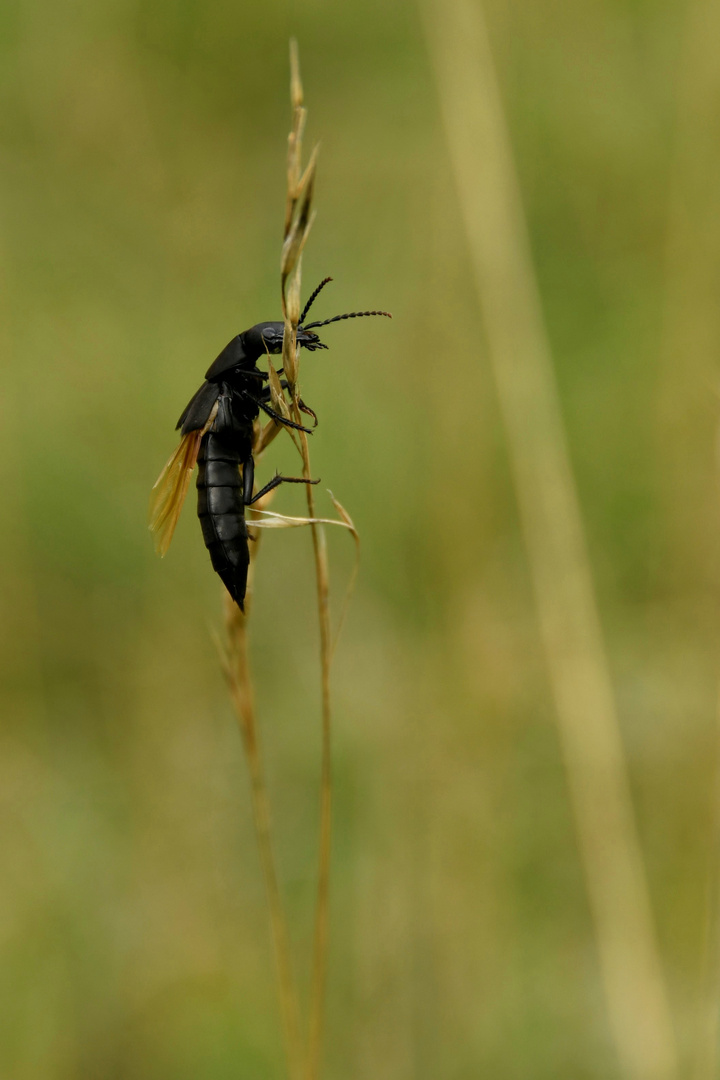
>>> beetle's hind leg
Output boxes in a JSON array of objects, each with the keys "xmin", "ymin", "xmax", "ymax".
[{"xmin": 248, "ymin": 472, "xmax": 321, "ymax": 505}]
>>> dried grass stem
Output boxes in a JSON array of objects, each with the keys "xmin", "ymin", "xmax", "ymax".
[{"xmin": 422, "ymin": 1, "xmax": 678, "ymax": 1076}]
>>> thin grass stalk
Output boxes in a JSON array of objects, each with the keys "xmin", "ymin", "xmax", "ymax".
[
  {"xmin": 223, "ymin": 571, "xmax": 304, "ymax": 1080},
  {"xmin": 421, "ymin": 1, "xmax": 678, "ymax": 1077},
  {"xmin": 693, "ymin": 684, "xmax": 720, "ymax": 1080},
  {"xmin": 292, "ymin": 416, "xmax": 333, "ymax": 1080},
  {"xmin": 282, "ymin": 42, "xmax": 334, "ymax": 1080},
  {"xmin": 283, "ymin": 247, "xmax": 333, "ymax": 1080},
  {"xmin": 658, "ymin": 4, "xmax": 720, "ymax": 1068}
]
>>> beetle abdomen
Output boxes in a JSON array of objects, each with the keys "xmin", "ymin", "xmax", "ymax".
[{"xmin": 196, "ymin": 432, "xmax": 249, "ymax": 609}]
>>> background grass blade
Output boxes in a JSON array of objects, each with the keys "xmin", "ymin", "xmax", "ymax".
[
  {"xmin": 421, "ymin": 1, "xmax": 678, "ymax": 1076},
  {"xmin": 661, "ymin": 5, "xmax": 720, "ymax": 1074}
]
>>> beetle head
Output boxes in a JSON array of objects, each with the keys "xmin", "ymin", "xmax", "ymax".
[
  {"xmin": 242, "ymin": 322, "xmax": 325, "ymax": 356},
  {"xmin": 242, "ymin": 322, "xmax": 284, "ymax": 356}
]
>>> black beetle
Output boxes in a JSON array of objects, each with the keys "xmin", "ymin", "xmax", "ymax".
[{"xmin": 150, "ymin": 280, "xmax": 391, "ymax": 609}]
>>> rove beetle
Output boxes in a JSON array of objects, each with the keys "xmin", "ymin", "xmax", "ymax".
[{"xmin": 150, "ymin": 278, "xmax": 391, "ymax": 609}]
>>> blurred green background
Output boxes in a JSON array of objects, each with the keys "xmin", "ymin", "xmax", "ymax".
[{"xmin": 2, "ymin": 0, "xmax": 719, "ymax": 1076}]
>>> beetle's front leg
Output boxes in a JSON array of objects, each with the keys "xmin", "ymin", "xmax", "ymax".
[{"xmin": 243, "ymin": 391, "xmax": 313, "ymax": 433}]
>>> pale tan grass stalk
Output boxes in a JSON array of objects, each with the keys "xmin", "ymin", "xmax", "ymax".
[
  {"xmin": 283, "ymin": 42, "xmax": 334, "ymax": 1080},
  {"xmin": 421, "ymin": 1, "xmax": 678, "ymax": 1077},
  {"xmin": 221, "ymin": 549, "xmax": 304, "ymax": 1080},
  {"xmin": 293, "ymin": 419, "xmax": 332, "ymax": 1080},
  {"xmin": 658, "ymin": 5, "xmax": 720, "ymax": 1071},
  {"xmin": 693, "ymin": 684, "xmax": 720, "ymax": 1080}
]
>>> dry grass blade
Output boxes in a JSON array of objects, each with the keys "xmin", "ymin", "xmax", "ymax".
[
  {"xmin": 266, "ymin": 351, "xmax": 296, "ymax": 429},
  {"xmin": 221, "ymin": 580, "xmax": 304, "ymax": 1080},
  {"xmin": 285, "ymin": 115, "xmax": 306, "ymax": 233},
  {"xmin": 249, "ymin": 507, "xmax": 357, "ymax": 530},
  {"xmin": 283, "ymin": 269, "xmax": 303, "ymax": 388},
  {"xmin": 296, "ymin": 148, "xmax": 319, "ymax": 210},
  {"xmin": 289, "ymin": 39, "xmax": 303, "ymax": 110},
  {"xmin": 421, "ymin": 0, "xmax": 678, "ymax": 1077},
  {"xmin": 281, "ymin": 185, "xmax": 317, "ymax": 289},
  {"xmin": 284, "ymin": 40, "xmax": 308, "ymax": 247}
]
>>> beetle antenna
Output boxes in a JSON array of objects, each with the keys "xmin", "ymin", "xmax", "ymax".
[
  {"xmin": 300, "ymin": 277, "xmax": 333, "ymax": 325},
  {"xmin": 301, "ymin": 310, "xmax": 392, "ymax": 331}
]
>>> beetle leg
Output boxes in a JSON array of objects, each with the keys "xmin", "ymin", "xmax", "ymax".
[
  {"xmin": 245, "ymin": 392, "xmax": 313, "ymax": 433},
  {"xmin": 248, "ymin": 472, "xmax": 321, "ymax": 505},
  {"xmin": 298, "ymin": 398, "xmax": 319, "ymax": 427}
]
